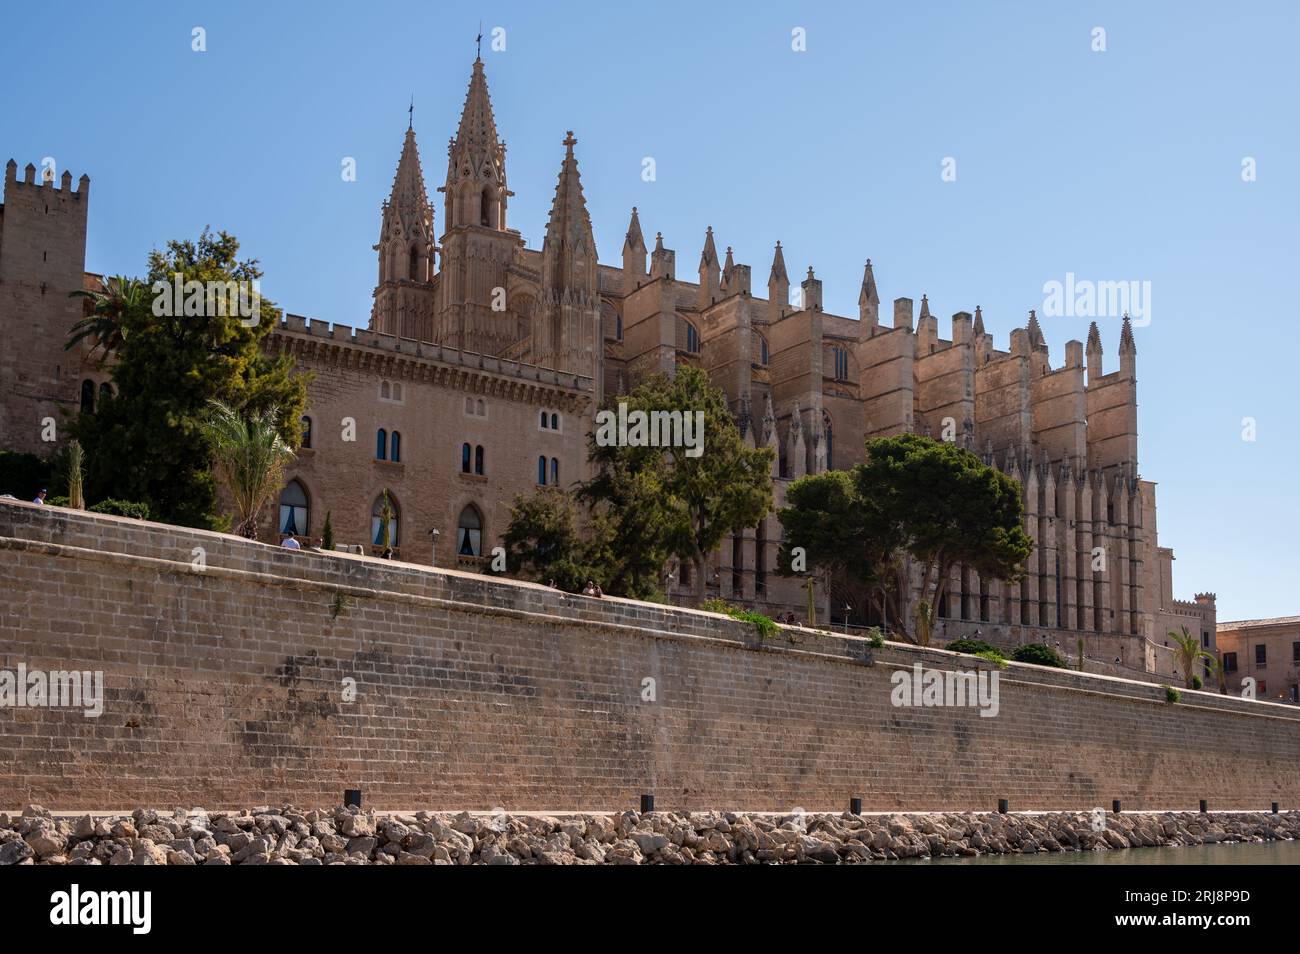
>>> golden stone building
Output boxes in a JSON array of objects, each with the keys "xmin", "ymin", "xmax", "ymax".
[{"xmin": 0, "ymin": 57, "xmax": 1215, "ymax": 676}]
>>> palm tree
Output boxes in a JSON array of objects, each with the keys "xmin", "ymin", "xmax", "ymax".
[
  {"xmin": 66, "ymin": 275, "xmax": 147, "ymax": 366},
  {"xmin": 67, "ymin": 439, "xmax": 85, "ymax": 510},
  {"xmin": 199, "ymin": 399, "xmax": 295, "ymax": 540},
  {"xmin": 1168, "ymin": 625, "xmax": 1214, "ymax": 690}
]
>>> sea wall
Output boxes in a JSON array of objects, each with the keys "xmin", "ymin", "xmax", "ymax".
[{"xmin": 1, "ymin": 500, "xmax": 1297, "ymax": 812}]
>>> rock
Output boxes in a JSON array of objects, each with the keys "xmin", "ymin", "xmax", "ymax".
[
  {"xmin": 0, "ymin": 840, "xmax": 34, "ymax": 865},
  {"xmin": 25, "ymin": 828, "xmax": 67, "ymax": 858}
]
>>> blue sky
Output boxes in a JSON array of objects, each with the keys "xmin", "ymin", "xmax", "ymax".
[{"xmin": 2, "ymin": 1, "xmax": 1296, "ymax": 620}]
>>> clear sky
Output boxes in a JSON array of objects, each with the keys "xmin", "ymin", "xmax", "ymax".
[{"xmin": 2, "ymin": 1, "xmax": 1296, "ymax": 621}]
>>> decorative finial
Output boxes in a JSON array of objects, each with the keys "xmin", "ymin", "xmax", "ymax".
[
  {"xmin": 408, "ymin": 94, "xmax": 414, "ymax": 130},
  {"xmin": 563, "ymin": 130, "xmax": 576, "ymax": 156},
  {"xmin": 476, "ymin": 22, "xmax": 483, "ymax": 60}
]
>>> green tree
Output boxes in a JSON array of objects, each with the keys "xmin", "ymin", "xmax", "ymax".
[
  {"xmin": 70, "ymin": 228, "xmax": 308, "ymax": 529},
  {"xmin": 502, "ymin": 487, "xmax": 609, "ymax": 592},
  {"xmin": 582, "ymin": 366, "xmax": 773, "ymax": 600},
  {"xmin": 66, "ymin": 275, "xmax": 148, "ymax": 367},
  {"xmin": 198, "ymin": 400, "xmax": 296, "ymax": 539},
  {"xmin": 855, "ymin": 434, "xmax": 1033, "ymax": 646},
  {"xmin": 1168, "ymin": 625, "xmax": 1214, "ymax": 689},
  {"xmin": 776, "ymin": 469, "xmax": 907, "ymax": 630},
  {"xmin": 321, "ymin": 510, "xmax": 334, "ymax": 551}
]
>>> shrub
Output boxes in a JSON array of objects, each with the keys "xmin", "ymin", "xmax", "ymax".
[
  {"xmin": 46, "ymin": 495, "xmax": 71, "ymax": 507},
  {"xmin": 1162, "ymin": 684, "xmax": 1181, "ymax": 704},
  {"xmin": 700, "ymin": 598, "xmax": 733, "ymax": 615},
  {"xmin": 88, "ymin": 499, "xmax": 151, "ymax": 520},
  {"xmin": 975, "ymin": 649, "xmax": 1008, "ymax": 669},
  {"xmin": 1190, "ymin": 674, "xmax": 1204, "ymax": 691},
  {"xmin": 865, "ymin": 627, "xmax": 885, "ymax": 649},
  {"xmin": 730, "ymin": 609, "xmax": 779, "ymax": 641},
  {"xmin": 946, "ymin": 638, "xmax": 998, "ymax": 656},
  {"xmin": 321, "ymin": 511, "xmax": 334, "ymax": 551},
  {"xmin": 1010, "ymin": 642, "xmax": 1069, "ymax": 669}
]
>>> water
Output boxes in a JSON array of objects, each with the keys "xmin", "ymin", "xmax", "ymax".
[{"xmin": 922, "ymin": 839, "xmax": 1300, "ymax": 865}]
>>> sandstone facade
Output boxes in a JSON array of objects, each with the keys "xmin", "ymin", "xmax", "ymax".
[{"xmin": 0, "ymin": 57, "xmax": 1215, "ymax": 671}]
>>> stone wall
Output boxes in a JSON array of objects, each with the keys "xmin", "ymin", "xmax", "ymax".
[{"xmin": 0, "ymin": 499, "xmax": 1295, "ymax": 813}]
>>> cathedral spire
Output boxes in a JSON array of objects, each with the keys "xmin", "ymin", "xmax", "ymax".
[
  {"xmin": 371, "ymin": 123, "xmax": 436, "ymax": 336},
  {"xmin": 1119, "ymin": 313, "xmax": 1136, "ymax": 355},
  {"xmin": 973, "ymin": 304, "xmax": 985, "ymax": 337},
  {"xmin": 443, "ymin": 57, "xmax": 507, "ymax": 230},
  {"xmin": 858, "ymin": 258, "xmax": 879, "ymax": 324},
  {"xmin": 768, "ymin": 241, "xmax": 789, "ymax": 321},
  {"xmin": 699, "ymin": 226, "xmax": 719, "ymax": 307},
  {"xmin": 541, "ymin": 131, "xmax": 596, "ymax": 298},
  {"xmin": 1026, "ymin": 308, "xmax": 1048, "ymax": 352}
]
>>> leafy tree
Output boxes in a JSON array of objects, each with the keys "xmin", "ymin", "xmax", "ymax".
[
  {"xmin": 776, "ymin": 469, "xmax": 907, "ymax": 630},
  {"xmin": 502, "ymin": 487, "xmax": 610, "ymax": 592},
  {"xmin": 198, "ymin": 400, "xmax": 295, "ymax": 539},
  {"xmin": 69, "ymin": 228, "xmax": 308, "ymax": 529},
  {"xmin": 1168, "ymin": 625, "xmax": 1214, "ymax": 689},
  {"xmin": 855, "ymin": 434, "xmax": 1032, "ymax": 646},
  {"xmin": 321, "ymin": 511, "xmax": 334, "ymax": 551},
  {"xmin": 581, "ymin": 366, "xmax": 773, "ymax": 599}
]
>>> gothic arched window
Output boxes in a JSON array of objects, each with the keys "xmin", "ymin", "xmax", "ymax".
[
  {"xmin": 461, "ymin": 442, "xmax": 472, "ymax": 473},
  {"xmin": 551, "ymin": 457, "xmax": 559, "ymax": 485},
  {"xmin": 390, "ymin": 431, "xmax": 401, "ymax": 463},
  {"xmin": 376, "ymin": 429, "xmax": 387, "ymax": 460},
  {"xmin": 474, "ymin": 444, "xmax": 484, "ymax": 475},
  {"xmin": 80, "ymin": 379, "xmax": 95, "ymax": 413},
  {"xmin": 457, "ymin": 504, "xmax": 482, "ymax": 557},
  {"xmin": 538, "ymin": 456, "xmax": 547, "ymax": 485},
  {"xmin": 279, "ymin": 480, "xmax": 309, "ymax": 537},
  {"xmin": 301, "ymin": 415, "xmax": 312, "ymax": 449},
  {"xmin": 372, "ymin": 492, "xmax": 399, "ymax": 548}
]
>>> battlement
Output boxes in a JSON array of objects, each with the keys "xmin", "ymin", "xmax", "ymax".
[
  {"xmin": 3, "ymin": 158, "xmax": 89, "ymax": 201},
  {"xmin": 273, "ymin": 314, "xmax": 593, "ymax": 392}
]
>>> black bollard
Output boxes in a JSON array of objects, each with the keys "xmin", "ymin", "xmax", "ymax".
[
  {"xmin": 1272, "ymin": 802, "xmax": 1279, "ymax": 814},
  {"xmin": 1113, "ymin": 799, "xmax": 1122, "ymax": 814},
  {"xmin": 344, "ymin": 788, "xmax": 362, "ymax": 809},
  {"xmin": 997, "ymin": 798, "xmax": 1009, "ymax": 814},
  {"xmin": 640, "ymin": 793, "xmax": 655, "ymax": 813},
  {"xmin": 850, "ymin": 797, "xmax": 862, "ymax": 815},
  {"xmin": 1199, "ymin": 799, "xmax": 1208, "ymax": 813}
]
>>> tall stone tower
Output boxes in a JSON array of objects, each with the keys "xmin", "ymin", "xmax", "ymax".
[
  {"xmin": 0, "ymin": 159, "xmax": 91, "ymax": 455},
  {"xmin": 534, "ymin": 132, "xmax": 600, "ymax": 394},
  {"xmin": 370, "ymin": 121, "xmax": 437, "ymax": 340},
  {"xmin": 435, "ymin": 56, "xmax": 521, "ymax": 356}
]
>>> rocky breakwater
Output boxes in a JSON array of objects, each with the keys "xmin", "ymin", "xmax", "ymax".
[{"xmin": 2, "ymin": 804, "xmax": 1297, "ymax": 865}]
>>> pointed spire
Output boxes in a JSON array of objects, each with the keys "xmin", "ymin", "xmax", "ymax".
[
  {"xmin": 541, "ymin": 131, "xmax": 596, "ymax": 300},
  {"xmin": 723, "ymin": 245, "xmax": 735, "ymax": 281},
  {"xmin": 623, "ymin": 207, "xmax": 645, "ymax": 254},
  {"xmin": 453, "ymin": 57, "xmax": 500, "ymax": 157},
  {"xmin": 973, "ymin": 305, "xmax": 985, "ymax": 336},
  {"xmin": 919, "ymin": 294, "xmax": 931, "ymax": 319},
  {"xmin": 1119, "ymin": 313, "xmax": 1136, "ymax": 355},
  {"xmin": 858, "ymin": 259, "xmax": 879, "ymax": 307},
  {"xmin": 699, "ymin": 226, "xmax": 718, "ymax": 270},
  {"xmin": 1086, "ymin": 320, "xmax": 1102, "ymax": 354},
  {"xmin": 386, "ymin": 125, "xmax": 432, "ymax": 228},
  {"xmin": 763, "ymin": 392, "xmax": 777, "ymax": 443},
  {"xmin": 769, "ymin": 241, "xmax": 789, "ymax": 286},
  {"xmin": 1027, "ymin": 309, "xmax": 1048, "ymax": 352}
]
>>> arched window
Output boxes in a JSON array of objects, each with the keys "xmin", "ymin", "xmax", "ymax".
[
  {"xmin": 98, "ymin": 381, "xmax": 112, "ymax": 401},
  {"xmin": 551, "ymin": 458, "xmax": 559, "ymax": 485},
  {"xmin": 461, "ymin": 442, "xmax": 472, "ymax": 473},
  {"xmin": 550, "ymin": 413, "xmax": 559, "ymax": 430},
  {"xmin": 685, "ymin": 320, "xmax": 700, "ymax": 354},
  {"xmin": 381, "ymin": 381, "xmax": 391, "ymax": 400},
  {"xmin": 375, "ymin": 429, "xmax": 387, "ymax": 460},
  {"xmin": 465, "ymin": 397, "xmax": 474, "ymax": 415},
  {"xmin": 540, "ymin": 411, "xmax": 548, "ymax": 429},
  {"xmin": 394, "ymin": 383, "xmax": 403, "ymax": 402},
  {"xmin": 476, "ymin": 398, "xmax": 484, "ymax": 416},
  {"xmin": 480, "ymin": 188, "xmax": 491, "ymax": 227},
  {"xmin": 372, "ymin": 492, "xmax": 399, "ymax": 547},
  {"xmin": 760, "ymin": 336, "xmax": 769, "ymax": 365},
  {"xmin": 832, "ymin": 346, "xmax": 849, "ymax": 381},
  {"xmin": 409, "ymin": 245, "xmax": 421, "ymax": 282},
  {"xmin": 390, "ymin": 431, "xmax": 401, "ymax": 462},
  {"xmin": 457, "ymin": 505, "xmax": 482, "ymax": 557},
  {"xmin": 538, "ymin": 456, "xmax": 548, "ymax": 485},
  {"xmin": 279, "ymin": 480, "xmax": 309, "ymax": 537},
  {"xmin": 80, "ymin": 379, "xmax": 95, "ymax": 413},
  {"xmin": 474, "ymin": 444, "xmax": 484, "ymax": 475},
  {"xmin": 301, "ymin": 415, "xmax": 312, "ymax": 448}
]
